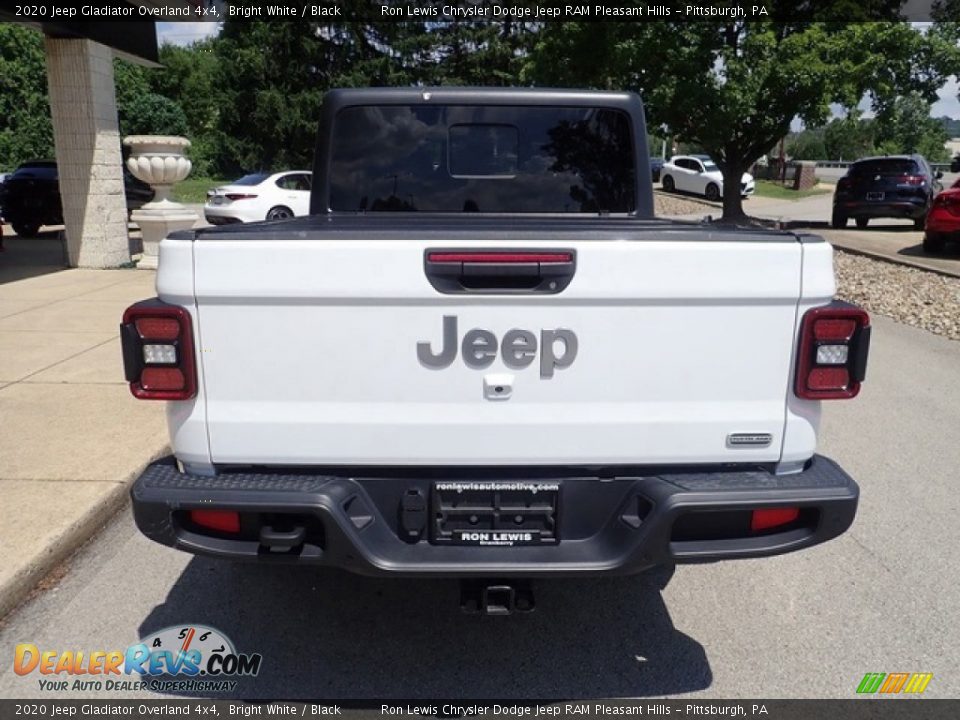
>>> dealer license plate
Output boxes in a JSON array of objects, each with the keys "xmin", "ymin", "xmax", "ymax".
[{"xmin": 431, "ymin": 480, "xmax": 560, "ymax": 546}]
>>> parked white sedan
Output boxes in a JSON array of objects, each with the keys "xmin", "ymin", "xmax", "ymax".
[
  {"xmin": 660, "ymin": 155, "xmax": 755, "ymax": 202},
  {"xmin": 204, "ymin": 171, "xmax": 312, "ymax": 225}
]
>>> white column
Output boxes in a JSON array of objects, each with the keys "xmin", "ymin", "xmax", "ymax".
[{"xmin": 44, "ymin": 37, "xmax": 130, "ymax": 268}]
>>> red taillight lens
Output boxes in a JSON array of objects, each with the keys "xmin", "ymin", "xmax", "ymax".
[
  {"xmin": 901, "ymin": 175, "xmax": 924, "ymax": 186},
  {"xmin": 837, "ymin": 177, "xmax": 851, "ymax": 192},
  {"xmin": 795, "ymin": 302, "xmax": 870, "ymax": 400},
  {"xmin": 225, "ymin": 193, "xmax": 257, "ymax": 201},
  {"xmin": 813, "ymin": 318, "xmax": 856, "ymax": 342},
  {"xmin": 751, "ymin": 507, "xmax": 800, "ymax": 532},
  {"xmin": 933, "ymin": 192, "xmax": 960, "ymax": 216},
  {"xmin": 121, "ymin": 300, "xmax": 197, "ymax": 401},
  {"xmin": 807, "ymin": 367, "xmax": 850, "ymax": 391},
  {"xmin": 134, "ymin": 317, "xmax": 180, "ymax": 341},
  {"xmin": 140, "ymin": 367, "xmax": 186, "ymax": 392},
  {"xmin": 190, "ymin": 510, "xmax": 240, "ymax": 534}
]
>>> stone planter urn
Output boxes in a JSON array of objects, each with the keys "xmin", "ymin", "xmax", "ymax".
[{"xmin": 123, "ymin": 136, "xmax": 197, "ymax": 269}]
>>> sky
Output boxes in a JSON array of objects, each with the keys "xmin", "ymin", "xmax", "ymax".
[{"xmin": 156, "ymin": 22, "xmax": 960, "ymax": 123}]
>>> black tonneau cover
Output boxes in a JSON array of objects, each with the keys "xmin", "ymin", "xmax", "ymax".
[{"xmin": 174, "ymin": 214, "xmax": 819, "ymax": 244}]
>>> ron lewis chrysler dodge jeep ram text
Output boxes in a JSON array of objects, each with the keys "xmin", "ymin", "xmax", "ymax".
[{"xmin": 121, "ymin": 88, "xmax": 870, "ymax": 612}]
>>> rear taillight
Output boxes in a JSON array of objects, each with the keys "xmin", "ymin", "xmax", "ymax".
[
  {"xmin": 121, "ymin": 299, "xmax": 197, "ymax": 400},
  {"xmin": 836, "ymin": 177, "xmax": 851, "ymax": 192},
  {"xmin": 225, "ymin": 193, "xmax": 257, "ymax": 201},
  {"xmin": 901, "ymin": 175, "xmax": 925, "ymax": 186},
  {"xmin": 795, "ymin": 301, "xmax": 870, "ymax": 400},
  {"xmin": 933, "ymin": 192, "xmax": 960, "ymax": 216}
]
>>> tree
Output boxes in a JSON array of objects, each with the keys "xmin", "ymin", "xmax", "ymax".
[
  {"xmin": 823, "ymin": 117, "xmax": 876, "ymax": 161},
  {"xmin": 525, "ymin": 16, "xmax": 960, "ymax": 220},
  {"xmin": 786, "ymin": 128, "xmax": 827, "ymax": 161},
  {"xmin": 874, "ymin": 92, "xmax": 951, "ymax": 161},
  {"xmin": 150, "ymin": 41, "xmax": 224, "ymax": 176},
  {"xmin": 0, "ymin": 25, "xmax": 53, "ymax": 169},
  {"xmin": 118, "ymin": 93, "xmax": 189, "ymax": 138}
]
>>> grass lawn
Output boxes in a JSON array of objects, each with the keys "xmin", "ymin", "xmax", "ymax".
[
  {"xmin": 172, "ymin": 177, "xmax": 229, "ymax": 204},
  {"xmin": 753, "ymin": 179, "xmax": 832, "ymax": 201}
]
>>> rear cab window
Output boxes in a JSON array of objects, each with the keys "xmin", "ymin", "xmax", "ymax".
[{"xmin": 328, "ymin": 105, "xmax": 636, "ymax": 214}]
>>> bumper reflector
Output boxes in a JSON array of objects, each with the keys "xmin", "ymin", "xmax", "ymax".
[
  {"xmin": 190, "ymin": 510, "xmax": 240, "ymax": 534},
  {"xmin": 751, "ymin": 507, "xmax": 800, "ymax": 532}
]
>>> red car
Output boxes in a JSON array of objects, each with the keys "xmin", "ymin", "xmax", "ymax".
[{"xmin": 924, "ymin": 178, "xmax": 960, "ymax": 253}]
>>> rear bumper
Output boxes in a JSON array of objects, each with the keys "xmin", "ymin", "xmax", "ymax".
[
  {"xmin": 925, "ymin": 210, "xmax": 960, "ymax": 235},
  {"xmin": 131, "ymin": 455, "xmax": 858, "ymax": 577},
  {"xmin": 203, "ymin": 209, "xmax": 245, "ymax": 225},
  {"xmin": 836, "ymin": 199, "xmax": 927, "ymax": 219}
]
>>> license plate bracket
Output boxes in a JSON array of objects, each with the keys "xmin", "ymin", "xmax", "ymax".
[
  {"xmin": 866, "ymin": 191, "xmax": 884, "ymax": 201},
  {"xmin": 431, "ymin": 481, "xmax": 560, "ymax": 546}
]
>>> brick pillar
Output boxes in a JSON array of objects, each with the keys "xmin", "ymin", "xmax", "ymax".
[
  {"xmin": 793, "ymin": 161, "xmax": 818, "ymax": 191},
  {"xmin": 44, "ymin": 38, "xmax": 130, "ymax": 268}
]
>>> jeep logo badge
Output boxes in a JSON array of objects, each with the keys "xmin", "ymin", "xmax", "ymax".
[{"xmin": 417, "ymin": 316, "xmax": 578, "ymax": 378}]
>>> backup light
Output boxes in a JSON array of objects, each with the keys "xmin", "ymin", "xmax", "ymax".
[
  {"xmin": 815, "ymin": 344, "xmax": 849, "ymax": 365},
  {"xmin": 143, "ymin": 344, "xmax": 177, "ymax": 365}
]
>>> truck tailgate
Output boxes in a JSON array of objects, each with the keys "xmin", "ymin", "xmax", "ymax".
[{"xmin": 189, "ymin": 223, "xmax": 803, "ymax": 466}]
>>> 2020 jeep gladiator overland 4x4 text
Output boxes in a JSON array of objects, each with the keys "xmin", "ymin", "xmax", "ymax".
[{"xmin": 122, "ymin": 88, "xmax": 870, "ymax": 613}]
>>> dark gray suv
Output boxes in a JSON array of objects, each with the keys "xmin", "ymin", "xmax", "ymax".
[{"xmin": 832, "ymin": 154, "xmax": 942, "ymax": 230}]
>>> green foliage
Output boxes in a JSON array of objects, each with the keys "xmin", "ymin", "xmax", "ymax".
[
  {"xmin": 525, "ymin": 20, "xmax": 960, "ymax": 218},
  {"xmin": 118, "ymin": 93, "xmax": 189, "ymax": 137},
  {"xmin": 786, "ymin": 129, "xmax": 827, "ymax": 161},
  {"xmin": 874, "ymin": 92, "xmax": 951, "ymax": 162},
  {"xmin": 0, "ymin": 25, "xmax": 53, "ymax": 169},
  {"xmin": 171, "ymin": 176, "xmax": 229, "ymax": 204},
  {"xmin": 824, "ymin": 117, "xmax": 877, "ymax": 161},
  {"xmin": 940, "ymin": 116, "xmax": 960, "ymax": 137},
  {"xmin": 1, "ymin": 17, "xmax": 958, "ymax": 198}
]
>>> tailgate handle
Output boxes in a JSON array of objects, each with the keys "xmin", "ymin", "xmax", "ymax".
[{"xmin": 424, "ymin": 250, "xmax": 576, "ymax": 294}]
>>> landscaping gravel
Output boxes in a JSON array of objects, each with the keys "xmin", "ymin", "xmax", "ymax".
[
  {"xmin": 653, "ymin": 191, "xmax": 718, "ymax": 217},
  {"xmin": 834, "ymin": 250, "xmax": 960, "ymax": 341}
]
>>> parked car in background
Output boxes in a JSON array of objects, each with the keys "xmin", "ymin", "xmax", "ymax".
[
  {"xmin": 204, "ymin": 171, "xmax": 312, "ymax": 225},
  {"xmin": 923, "ymin": 177, "xmax": 960, "ymax": 253},
  {"xmin": 951, "ymin": 154, "xmax": 959, "ymax": 173},
  {"xmin": 660, "ymin": 155, "xmax": 755, "ymax": 201},
  {"xmin": 831, "ymin": 155, "xmax": 942, "ymax": 230},
  {"xmin": 650, "ymin": 157, "xmax": 664, "ymax": 183},
  {"xmin": 0, "ymin": 160, "xmax": 154, "ymax": 238}
]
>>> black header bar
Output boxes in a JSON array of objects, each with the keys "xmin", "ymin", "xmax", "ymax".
[{"xmin": 0, "ymin": 0, "xmax": 951, "ymax": 23}]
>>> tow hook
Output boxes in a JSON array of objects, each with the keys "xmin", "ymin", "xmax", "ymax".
[{"xmin": 459, "ymin": 579, "xmax": 535, "ymax": 615}]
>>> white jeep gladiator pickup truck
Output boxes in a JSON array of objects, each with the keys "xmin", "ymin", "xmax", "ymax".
[{"xmin": 122, "ymin": 88, "xmax": 870, "ymax": 614}]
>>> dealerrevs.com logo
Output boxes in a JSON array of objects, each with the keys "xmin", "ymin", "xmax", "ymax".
[{"xmin": 14, "ymin": 625, "xmax": 262, "ymax": 693}]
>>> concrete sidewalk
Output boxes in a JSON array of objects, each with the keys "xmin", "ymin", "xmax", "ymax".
[{"xmin": 0, "ymin": 259, "xmax": 168, "ymax": 617}]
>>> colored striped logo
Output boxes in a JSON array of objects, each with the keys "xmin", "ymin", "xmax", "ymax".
[{"xmin": 857, "ymin": 672, "xmax": 933, "ymax": 694}]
